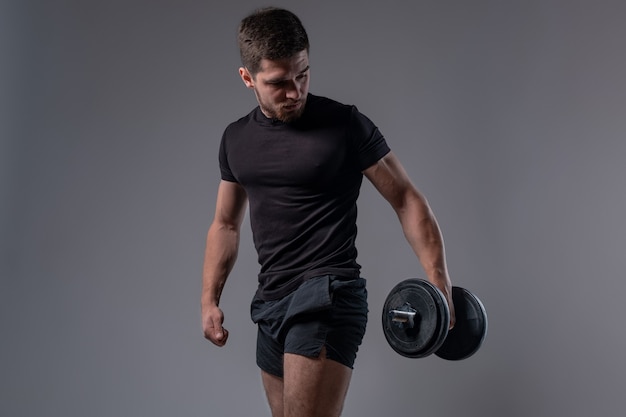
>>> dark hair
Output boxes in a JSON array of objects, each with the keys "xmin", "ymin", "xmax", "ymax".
[{"xmin": 238, "ymin": 7, "xmax": 309, "ymax": 75}]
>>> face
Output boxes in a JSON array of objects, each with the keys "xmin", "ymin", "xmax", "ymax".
[{"xmin": 239, "ymin": 50, "xmax": 310, "ymax": 123}]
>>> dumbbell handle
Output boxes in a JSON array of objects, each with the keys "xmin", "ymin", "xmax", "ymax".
[{"xmin": 389, "ymin": 302, "xmax": 417, "ymax": 328}]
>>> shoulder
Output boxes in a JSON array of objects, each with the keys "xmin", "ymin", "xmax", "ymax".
[
  {"xmin": 299, "ymin": 94, "xmax": 354, "ymax": 128},
  {"xmin": 306, "ymin": 94, "xmax": 351, "ymax": 113},
  {"xmin": 224, "ymin": 108, "xmax": 257, "ymax": 133}
]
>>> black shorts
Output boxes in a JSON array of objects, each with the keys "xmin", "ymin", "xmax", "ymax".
[{"xmin": 250, "ymin": 275, "xmax": 368, "ymax": 378}]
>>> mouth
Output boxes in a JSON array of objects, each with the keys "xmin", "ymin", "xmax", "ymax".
[{"xmin": 282, "ymin": 101, "xmax": 302, "ymax": 111}]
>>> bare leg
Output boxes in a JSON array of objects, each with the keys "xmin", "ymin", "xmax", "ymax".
[
  {"xmin": 283, "ymin": 347, "xmax": 352, "ymax": 417},
  {"xmin": 262, "ymin": 370, "xmax": 284, "ymax": 417},
  {"xmin": 261, "ymin": 347, "xmax": 353, "ymax": 417}
]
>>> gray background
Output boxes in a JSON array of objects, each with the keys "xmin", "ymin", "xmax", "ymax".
[{"xmin": 2, "ymin": 1, "xmax": 625, "ymax": 416}]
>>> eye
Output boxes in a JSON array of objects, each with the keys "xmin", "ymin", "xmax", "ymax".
[{"xmin": 267, "ymin": 80, "xmax": 286, "ymax": 88}]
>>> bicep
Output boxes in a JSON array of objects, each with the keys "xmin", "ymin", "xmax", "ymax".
[
  {"xmin": 363, "ymin": 152, "xmax": 421, "ymax": 210},
  {"xmin": 213, "ymin": 180, "xmax": 248, "ymax": 228}
]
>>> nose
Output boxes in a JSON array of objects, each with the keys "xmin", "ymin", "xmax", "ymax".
[{"xmin": 285, "ymin": 80, "xmax": 303, "ymax": 100}]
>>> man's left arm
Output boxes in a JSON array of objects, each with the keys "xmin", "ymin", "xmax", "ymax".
[{"xmin": 363, "ymin": 151, "xmax": 456, "ymax": 328}]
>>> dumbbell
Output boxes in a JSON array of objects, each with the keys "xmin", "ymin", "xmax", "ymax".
[{"xmin": 382, "ymin": 278, "xmax": 487, "ymax": 360}]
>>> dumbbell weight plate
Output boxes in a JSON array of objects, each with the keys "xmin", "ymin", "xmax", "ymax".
[
  {"xmin": 435, "ymin": 286, "xmax": 488, "ymax": 361},
  {"xmin": 382, "ymin": 279, "xmax": 450, "ymax": 358}
]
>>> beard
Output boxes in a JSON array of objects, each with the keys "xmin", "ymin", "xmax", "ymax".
[{"xmin": 256, "ymin": 92, "xmax": 307, "ymax": 123}]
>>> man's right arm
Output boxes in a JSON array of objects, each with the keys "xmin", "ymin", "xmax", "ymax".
[{"xmin": 201, "ymin": 180, "xmax": 248, "ymax": 347}]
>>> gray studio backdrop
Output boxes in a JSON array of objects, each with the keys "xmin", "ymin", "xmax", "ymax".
[{"xmin": 2, "ymin": 1, "xmax": 626, "ymax": 416}]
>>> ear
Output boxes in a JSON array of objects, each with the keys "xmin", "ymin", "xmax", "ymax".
[{"xmin": 239, "ymin": 67, "xmax": 255, "ymax": 89}]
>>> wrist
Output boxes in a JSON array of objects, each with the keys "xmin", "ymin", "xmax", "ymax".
[{"xmin": 201, "ymin": 292, "xmax": 220, "ymax": 310}]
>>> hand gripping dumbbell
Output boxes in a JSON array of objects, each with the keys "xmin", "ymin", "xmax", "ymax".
[{"xmin": 382, "ymin": 278, "xmax": 487, "ymax": 360}]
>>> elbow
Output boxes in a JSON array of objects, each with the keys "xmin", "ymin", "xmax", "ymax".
[{"xmin": 394, "ymin": 188, "xmax": 431, "ymax": 220}]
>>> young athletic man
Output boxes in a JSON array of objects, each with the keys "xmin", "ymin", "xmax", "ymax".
[{"xmin": 201, "ymin": 7, "xmax": 456, "ymax": 417}]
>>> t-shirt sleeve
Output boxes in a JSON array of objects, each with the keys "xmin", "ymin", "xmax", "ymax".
[
  {"xmin": 350, "ymin": 106, "xmax": 391, "ymax": 171},
  {"xmin": 218, "ymin": 129, "xmax": 238, "ymax": 183}
]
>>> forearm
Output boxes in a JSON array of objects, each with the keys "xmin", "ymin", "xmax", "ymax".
[
  {"xmin": 201, "ymin": 222, "xmax": 240, "ymax": 309},
  {"xmin": 397, "ymin": 192, "xmax": 451, "ymax": 293}
]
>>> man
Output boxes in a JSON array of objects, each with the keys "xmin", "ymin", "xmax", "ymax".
[{"xmin": 202, "ymin": 7, "xmax": 456, "ymax": 417}]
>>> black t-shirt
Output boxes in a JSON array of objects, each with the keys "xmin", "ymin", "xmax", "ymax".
[{"xmin": 219, "ymin": 94, "xmax": 390, "ymax": 300}]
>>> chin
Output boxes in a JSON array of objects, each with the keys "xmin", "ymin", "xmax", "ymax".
[
  {"xmin": 278, "ymin": 113, "xmax": 302, "ymax": 123},
  {"xmin": 279, "ymin": 107, "xmax": 305, "ymax": 123}
]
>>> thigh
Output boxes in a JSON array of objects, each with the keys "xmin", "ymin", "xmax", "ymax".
[
  {"xmin": 253, "ymin": 276, "xmax": 368, "ymax": 377},
  {"xmin": 325, "ymin": 277, "xmax": 369, "ymax": 368},
  {"xmin": 283, "ymin": 346, "xmax": 352, "ymax": 417},
  {"xmin": 284, "ymin": 277, "xmax": 368, "ymax": 368},
  {"xmin": 256, "ymin": 323, "xmax": 286, "ymax": 378},
  {"xmin": 261, "ymin": 370, "xmax": 284, "ymax": 417},
  {"xmin": 253, "ymin": 276, "xmax": 334, "ymax": 377}
]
